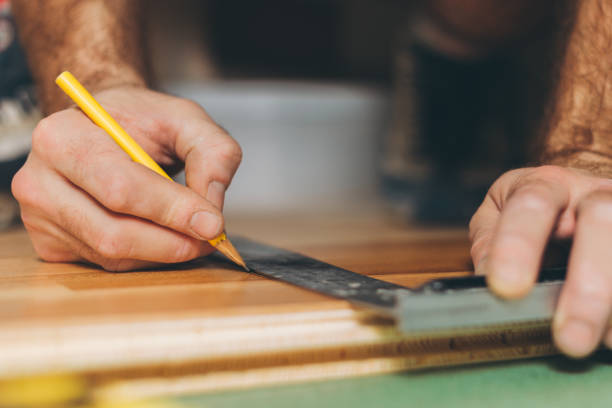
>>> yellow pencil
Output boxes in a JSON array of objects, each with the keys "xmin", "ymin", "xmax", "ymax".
[{"xmin": 55, "ymin": 71, "xmax": 247, "ymax": 270}]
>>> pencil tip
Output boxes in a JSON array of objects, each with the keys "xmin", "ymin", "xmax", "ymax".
[{"xmin": 214, "ymin": 237, "xmax": 248, "ymax": 271}]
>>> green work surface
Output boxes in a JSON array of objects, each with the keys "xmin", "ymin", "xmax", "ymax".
[{"xmin": 176, "ymin": 352, "xmax": 612, "ymax": 408}]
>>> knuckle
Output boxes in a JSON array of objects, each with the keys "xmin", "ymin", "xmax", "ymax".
[
  {"xmin": 209, "ymin": 138, "xmax": 243, "ymax": 175},
  {"xmin": 511, "ymin": 187, "xmax": 555, "ymax": 212},
  {"xmin": 222, "ymin": 139, "xmax": 243, "ymax": 164},
  {"xmin": 171, "ymin": 239, "xmax": 200, "ymax": 263},
  {"xmin": 102, "ymin": 176, "xmax": 133, "ymax": 212},
  {"xmin": 94, "ymin": 228, "xmax": 128, "ymax": 259},
  {"xmin": 486, "ymin": 169, "xmax": 530, "ymax": 205},
  {"xmin": 578, "ymin": 191, "xmax": 612, "ymax": 220},
  {"xmin": 11, "ymin": 167, "xmax": 35, "ymax": 206},
  {"xmin": 31, "ymin": 116, "xmax": 59, "ymax": 157},
  {"xmin": 510, "ymin": 166, "xmax": 566, "ymax": 193},
  {"xmin": 176, "ymin": 98, "xmax": 204, "ymax": 115}
]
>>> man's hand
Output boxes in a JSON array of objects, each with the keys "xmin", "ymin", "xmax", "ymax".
[
  {"xmin": 470, "ymin": 165, "xmax": 612, "ymax": 357},
  {"xmin": 11, "ymin": 86, "xmax": 242, "ymax": 271},
  {"xmin": 10, "ymin": 0, "xmax": 242, "ymax": 270}
]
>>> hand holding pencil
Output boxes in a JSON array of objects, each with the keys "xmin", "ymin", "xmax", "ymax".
[{"xmin": 12, "ymin": 73, "xmax": 244, "ymax": 271}]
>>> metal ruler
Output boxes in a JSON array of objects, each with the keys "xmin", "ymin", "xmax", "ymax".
[{"xmin": 225, "ymin": 237, "xmax": 565, "ymax": 335}]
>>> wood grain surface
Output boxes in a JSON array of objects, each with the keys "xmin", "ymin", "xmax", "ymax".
[{"xmin": 0, "ymin": 210, "xmax": 558, "ymax": 398}]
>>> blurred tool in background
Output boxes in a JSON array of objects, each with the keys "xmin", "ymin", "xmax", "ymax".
[{"xmin": 0, "ymin": 0, "xmax": 39, "ymax": 230}]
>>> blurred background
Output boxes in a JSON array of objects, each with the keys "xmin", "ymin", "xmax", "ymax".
[{"xmin": 0, "ymin": 0, "xmax": 558, "ymax": 227}]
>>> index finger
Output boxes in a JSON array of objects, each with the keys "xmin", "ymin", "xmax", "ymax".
[
  {"xmin": 172, "ymin": 102, "xmax": 243, "ymax": 210},
  {"xmin": 485, "ymin": 179, "xmax": 569, "ymax": 298}
]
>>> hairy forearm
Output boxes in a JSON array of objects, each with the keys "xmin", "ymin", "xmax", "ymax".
[
  {"xmin": 12, "ymin": 0, "xmax": 148, "ymax": 114},
  {"xmin": 542, "ymin": 0, "xmax": 612, "ymax": 176}
]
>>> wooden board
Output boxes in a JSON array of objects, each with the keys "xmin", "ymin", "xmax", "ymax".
[{"xmin": 0, "ymin": 210, "xmax": 558, "ymax": 399}]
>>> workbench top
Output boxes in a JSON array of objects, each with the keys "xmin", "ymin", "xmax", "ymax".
[
  {"xmin": 1, "ymin": 210, "xmax": 604, "ymax": 403},
  {"xmin": 0, "ymin": 211, "xmax": 472, "ymax": 326}
]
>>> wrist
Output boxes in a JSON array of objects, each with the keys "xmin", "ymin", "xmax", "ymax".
[
  {"xmin": 541, "ymin": 111, "xmax": 612, "ymax": 177},
  {"xmin": 39, "ymin": 65, "xmax": 148, "ymax": 114},
  {"xmin": 13, "ymin": 0, "xmax": 149, "ymax": 115},
  {"xmin": 541, "ymin": 148, "xmax": 612, "ymax": 178},
  {"xmin": 537, "ymin": 0, "xmax": 612, "ymax": 178}
]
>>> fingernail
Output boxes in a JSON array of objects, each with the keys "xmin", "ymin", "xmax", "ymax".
[
  {"xmin": 190, "ymin": 211, "xmax": 222, "ymax": 240},
  {"xmin": 554, "ymin": 317, "xmax": 596, "ymax": 357},
  {"xmin": 206, "ymin": 181, "xmax": 226, "ymax": 209}
]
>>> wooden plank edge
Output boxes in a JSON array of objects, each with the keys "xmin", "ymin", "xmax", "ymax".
[{"xmin": 93, "ymin": 343, "xmax": 558, "ymax": 401}]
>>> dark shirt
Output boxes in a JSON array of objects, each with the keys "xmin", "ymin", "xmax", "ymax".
[
  {"xmin": 0, "ymin": 1, "xmax": 33, "ymax": 190},
  {"xmin": 0, "ymin": 1, "xmax": 31, "ymax": 98}
]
